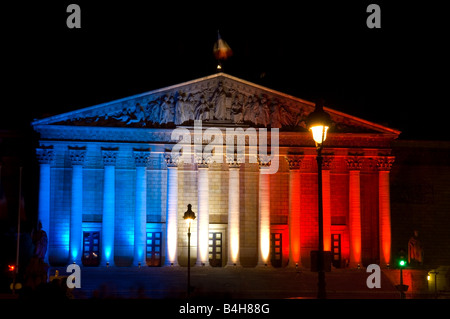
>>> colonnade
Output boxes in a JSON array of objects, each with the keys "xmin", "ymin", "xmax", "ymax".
[{"xmin": 36, "ymin": 146, "xmax": 394, "ymax": 267}]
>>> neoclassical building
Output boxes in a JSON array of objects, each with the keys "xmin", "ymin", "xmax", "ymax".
[{"xmin": 32, "ymin": 73, "xmax": 400, "ymax": 268}]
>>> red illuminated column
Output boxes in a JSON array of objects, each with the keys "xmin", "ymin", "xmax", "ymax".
[
  {"xmin": 321, "ymin": 157, "xmax": 333, "ymax": 252},
  {"xmin": 347, "ymin": 157, "xmax": 362, "ymax": 268},
  {"xmin": 258, "ymin": 159, "xmax": 271, "ymax": 267},
  {"xmin": 377, "ymin": 156, "xmax": 395, "ymax": 267},
  {"xmin": 286, "ymin": 156, "xmax": 303, "ymax": 267}
]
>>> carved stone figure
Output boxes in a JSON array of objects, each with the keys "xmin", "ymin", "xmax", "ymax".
[
  {"xmin": 126, "ymin": 103, "xmax": 146, "ymax": 125},
  {"xmin": 175, "ymin": 94, "xmax": 186, "ymax": 125},
  {"xmin": 408, "ymin": 230, "xmax": 424, "ymax": 266},
  {"xmin": 32, "ymin": 221, "xmax": 48, "ymax": 261},
  {"xmin": 258, "ymin": 95, "xmax": 270, "ymax": 127},
  {"xmin": 148, "ymin": 99, "xmax": 161, "ymax": 123},
  {"xmin": 212, "ymin": 82, "xmax": 227, "ymax": 120},
  {"xmin": 195, "ymin": 95, "xmax": 210, "ymax": 121},
  {"xmin": 160, "ymin": 95, "xmax": 175, "ymax": 124},
  {"xmin": 244, "ymin": 95, "xmax": 253, "ymax": 122},
  {"xmin": 231, "ymin": 94, "xmax": 243, "ymax": 123}
]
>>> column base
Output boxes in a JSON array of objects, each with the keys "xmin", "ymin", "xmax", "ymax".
[
  {"xmin": 287, "ymin": 261, "xmax": 302, "ymax": 269},
  {"xmin": 225, "ymin": 262, "xmax": 241, "ymax": 268},
  {"xmin": 100, "ymin": 261, "xmax": 115, "ymax": 267},
  {"xmin": 256, "ymin": 261, "xmax": 272, "ymax": 268},
  {"xmin": 164, "ymin": 261, "xmax": 179, "ymax": 267},
  {"xmin": 349, "ymin": 262, "xmax": 363, "ymax": 269},
  {"xmin": 195, "ymin": 261, "xmax": 210, "ymax": 267}
]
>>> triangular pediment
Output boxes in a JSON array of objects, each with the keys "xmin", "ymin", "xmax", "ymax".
[{"xmin": 32, "ymin": 73, "xmax": 400, "ymax": 136}]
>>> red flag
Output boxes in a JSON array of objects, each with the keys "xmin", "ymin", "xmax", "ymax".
[{"xmin": 213, "ymin": 31, "xmax": 233, "ymax": 61}]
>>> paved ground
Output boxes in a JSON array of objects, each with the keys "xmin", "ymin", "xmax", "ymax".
[{"xmin": 46, "ymin": 265, "xmax": 403, "ymax": 299}]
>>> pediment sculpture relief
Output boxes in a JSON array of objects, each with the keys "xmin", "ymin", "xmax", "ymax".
[{"xmin": 55, "ymin": 80, "xmax": 311, "ymax": 130}]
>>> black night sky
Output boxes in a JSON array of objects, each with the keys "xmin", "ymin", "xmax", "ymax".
[{"xmin": 3, "ymin": 1, "xmax": 448, "ymax": 140}]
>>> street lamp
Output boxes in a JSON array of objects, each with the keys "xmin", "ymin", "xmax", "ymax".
[
  {"xmin": 183, "ymin": 204, "xmax": 196, "ymax": 298},
  {"xmin": 306, "ymin": 98, "xmax": 332, "ymax": 299}
]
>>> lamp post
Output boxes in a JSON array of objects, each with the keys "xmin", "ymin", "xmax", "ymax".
[
  {"xmin": 307, "ymin": 98, "xmax": 331, "ymax": 299},
  {"xmin": 183, "ymin": 204, "xmax": 196, "ymax": 298}
]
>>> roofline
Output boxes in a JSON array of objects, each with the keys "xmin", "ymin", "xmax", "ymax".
[{"xmin": 31, "ymin": 72, "xmax": 401, "ymax": 136}]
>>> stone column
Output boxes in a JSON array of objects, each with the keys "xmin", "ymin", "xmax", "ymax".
[
  {"xmin": 133, "ymin": 150, "xmax": 150, "ymax": 266},
  {"xmin": 165, "ymin": 154, "xmax": 179, "ymax": 266},
  {"xmin": 257, "ymin": 158, "xmax": 271, "ymax": 267},
  {"xmin": 227, "ymin": 160, "xmax": 241, "ymax": 266},
  {"xmin": 377, "ymin": 156, "xmax": 395, "ymax": 267},
  {"xmin": 321, "ymin": 156, "xmax": 333, "ymax": 252},
  {"xmin": 196, "ymin": 156, "xmax": 210, "ymax": 266},
  {"xmin": 286, "ymin": 155, "xmax": 303, "ymax": 267},
  {"xmin": 347, "ymin": 156, "xmax": 362, "ymax": 268},
  {"xmin": 36, "ymin": 147, "xmax": 55, "ymax": 264},
  {"xmin": 68, "ymin": 147, "xmax": 86, "ymax": 264},
  {"xmin": 101, "ymin": 149, "xmax": 117, "ymax": 266}
]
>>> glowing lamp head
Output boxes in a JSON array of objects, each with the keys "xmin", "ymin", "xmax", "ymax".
[
  {"xmin": 183, "ymin": 204, "xmax": 196, "ymax": 227},
  {"xmin": 306, "ymin": 98, "xmax": 332, "ymax": 146},
  {"xmin": 399, "ymin": 259, "xmax": 407, "ymax": 267}
]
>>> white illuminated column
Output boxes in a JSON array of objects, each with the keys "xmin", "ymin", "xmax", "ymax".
[
  {"xmin": 227, "ymin": 163, "xmax": 240, "ymax": 266},
  {"xmin": 347, "ymin": 157, "xmax": 362, "ymax": 268},
  {"xmin": 165, "ymin": 156, "xmax": 179, "ymax": 266},
  {"xmin": 101, "ymin": 150, "xmax": 117, "ymax": 266},
  {"xmin": 69, "ymin": 148, "xmax": 86, "ymax": 264},
  {"xmin": 257, "ymin": 162, "xmax": 271, "ymax": 267},
  {"xmin": 36, "ymin": 148, "xmax": 54, "ymax": 264},
  {"xmin": 196, "ymin": 162, "xmax": 210, "ymax": 266},
  {"xmin": 134, "ymin": 151, "xmax": 150, "ymax": 266}
]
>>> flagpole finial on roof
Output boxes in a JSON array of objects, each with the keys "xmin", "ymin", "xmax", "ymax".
[{"xmin": 213, "ymin": 30, "xmax": 232, "ymax": 71}]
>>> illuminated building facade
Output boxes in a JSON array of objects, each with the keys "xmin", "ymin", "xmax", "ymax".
[{"xmin": 32, "ymin": 73, "xmax": 400, "ymax": 268}]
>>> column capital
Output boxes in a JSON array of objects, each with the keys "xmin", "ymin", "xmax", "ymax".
[
  {"xmin": 102, "ymin": 148, "xmax": 118, "ymax": 166},
  {"xmin": 134, "ymin": 149, "xmax": 151, "ymax": 167},
  {"xmin": 285, "ymin": 155, "xmax": 303, "ymax": 170},
  {"xmin": 195, "ymin": 153, "xmax": 212, "ymax": 169},
  {"xmin": 36, "ymin": 147, "xmax": 55, "ymax": 165},
  {"xmin": 164, "ymin": 152, "xmax": 179, "ymax": 168},
  {"xmin": 226, "ymin": 153, "xmax": 242, "ymax": 169},
  {"xmin": 321, "ymin": 155, "xmax": 334, "ymax": 170},
  {"xmin": 257, "ymin": 155, "xmax": 271, "ymax": 169},
  {"xmin": 346, "ymin": 156, "xmax": 363, "ymax": 171},
  {"xmin": 376, "ymin": 156, "xmax": 395, "ymax": 171},
  {"xmin": 68, "ymin": 146, "xmax": 86, "ymax": 166}
]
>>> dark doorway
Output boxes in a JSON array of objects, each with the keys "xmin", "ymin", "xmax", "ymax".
[
  {"xmin": 146, "ymin": 232, "xmax": 162, "ymax": 266},
  {"xmin": 82, "ymin": 231, "xmax": 100, "ymax": 266},
  {"xmin": 209, "ymin": 232, "xmax": 223, "ymax": 267},
  {"xmin": 271, "ymin": 233, "xmax": 282, "ymax": 267},
  {"xmin": 331, "ymin": 233, "xmax": 341, "ymax": 268}
]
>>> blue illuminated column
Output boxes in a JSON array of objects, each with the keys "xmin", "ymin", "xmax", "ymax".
[
  {"xmin": 69, "ymin": 147, "xmax": 86, "ymax": 264},
  {"xmin": 101, "ymin": 149, "xmax": 117, "ymax": 266},
  {"xmin": 36, "ymin": 147, "xmax": 55, "ymax": 264},
  {"xmin": 164, "ymin": 154, "xmax": 179, "ymax": 266},
  {"xmin": 257, "ymin": 158, "xmax": 271, "ymax": 267},
  {"xmin": 133, "ymin": 150, "xmax": 150, "ymax": 266},
  {"xmin": 227, "ymin": 161, "xmax": 240, "ymax": 266},
  {"xmin": 196, "ymin": 157, "xmax": 210, "ymax": 267}
]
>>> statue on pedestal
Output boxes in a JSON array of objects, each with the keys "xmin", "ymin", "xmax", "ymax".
[{"xmin": 408, "ymin": 230, "xmax": 424, "ymax": 266}]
